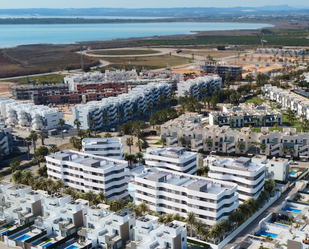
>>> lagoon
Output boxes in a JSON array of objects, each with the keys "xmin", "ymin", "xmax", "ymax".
[{"xmin": 0, "ymin": 22, "xmax": 273, "ymax": 48}]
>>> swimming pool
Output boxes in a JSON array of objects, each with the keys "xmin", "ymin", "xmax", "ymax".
[
  {"xmin": 66, "ymin": 245, "xmax": 79, "ymax": 249},
  {"xmin": 42, "ymin": 242, "xmax": 53, "ymax": 248},
  {"xmin": 16, "ymin": 235, "xmax": 31, "ymax": 242},
  {"xmin": 284, "ymin": 207, "xmax": 301, "ymax": 213},
  {"xmin": 1, "ymin": 230, "xmax": 10, "ymax": 235},
  {"xmin": 258, "ymin": 231, "xmax": 278, "ymax": 238},
  {"xmin": 290, "ymin": 173, "xmax": 296, "ymax": 176},
  {"xmin": 127, "ymin": 183, "xmax": 135, "ymax": 192}
]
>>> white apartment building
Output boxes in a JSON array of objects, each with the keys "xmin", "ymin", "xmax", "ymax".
[
  {"xmin": 139, "ymin": 70, "xmax": 181, "ymax": 83},
  {"xmin": 127, "ymin": 215, "xmax": 187, "ymax": 249},
  {"xmin": 0, "ymin": 100, "xmax": 63, "ymax": 130},
  {"xmin": 78, "ymin": 206, "xmax": 136, "ymax": 249},
  {"xmin": 209, "ymin": 103, "xmax": 282, "ymax": 127},
  {"xmin": 145, "ymin": 147, "xmax": 197, "ymax": 175},
  {"xmin": 72, "ymin": 81, "xmax": 172, "ymax": 130},
  {"xmin": 209, "ymin": 157, "xmax": 266, "ymax": 202},
  {"xmin": 135, "ymin": 168, "xmax": 239, "ymax": 226},
  {"xmin": 266, "ymin": 157, "xmax": 289, "ymax": 182},
  {"xmin": 263, "ymin": 84, "xmax": 309, "ymax": 119},
  {"xmin": 46, "ymin": 150, "xmax": 129, "ymax": 200},
  {"xmin": 177, "ymin": 75, "xmax": 222, "ymax": 98},
  {"xmin": 65, "ymin": 70, "xmax": 137, "ymax": 91},
  {"xmin": 82, "ymin": 138, "xmax": 124, "ymax": 160}
]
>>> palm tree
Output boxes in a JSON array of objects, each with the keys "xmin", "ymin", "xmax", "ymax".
[
  {"xmin": 74, "ymin": 119, "xmax": 81, "ymax": 131},
  {"xmin": 135, "ymin": 139, "xmax": 144, "ymax": 152},
  {"xmin": 139, "ymin": 201, "xmax": 150, "ymax": 215},
  {"xmin": 12, "ymin": 170, "xmax": 23, "ymax": 184},
  {"xmin": 185, "ymin": 212, "xmax": 196, "ymax": 237},
  {"xmin": 136, "ymin": 152, "xmax": 143, "ymax": 166},
  {"xmin": 22, "ymin": 170, "xmax": 34, "ymax": 185},
  {"xmin": 229, "ymin": 119, "xmax": 235, "ymax": 128},
  {"xmin": 237, "ymin": 141, "xmax": 245, "ymax": 152},
  {"xmin": 160, "ymin": 138, "xmax": 166, "ymax": 147},
  {"xmin": 29, "ymin": 131, "xmax": 38, "ymax": 151},
  {"xmin": 58, "ymin": 118, "xmax": 65, "ymax": 139},
  {"xmin": 197, "ymin": 167, "xmax": 204, "ymax": 176},
  {"xmin": 23, "ymin": 137, "xmax": 31, "ymax": 160},
  {"xmin": 38, "ymin": 132, "xmax": 47, "ymax": 145},
  {"xmin": 10, "ymin": 158, "xmax": 21, "ymax": 173},
  {"xmin": 164, "ymin": 213, "xmax": 174, "ymax": 224},
  {"xmin": 126, "ymin": 137, "xmax": 134, "ymax": 154},
  {"xmin": 98, "ymin": 191, "xmax": 106, "ymax": 203},
  {"xmin": 55, "ymin": 179, "xmax": 65, "ymax": 192},
  {"xmin": 104, "ymin": 133, "xmax": 112, "ymax": 138},
  {"xmin": 205, "ymin": 138, "xmax": 212, "ymax": 148},
  {"xmin": 49, "ymin": 144, "xmax": 59, "ymax": 154},
  {"xmin": 173, "ymin": 213, "xmax": 182, "ymax": 221},
  {"xmin": 194, "ymin": 220, "xmax": 205, "ymax": 239},
  {"xmin": 147, "ymin": 103, "xmax": 153, "ymax": 117}
]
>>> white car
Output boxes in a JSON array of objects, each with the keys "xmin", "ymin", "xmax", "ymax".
[
  {"xmin": 63, "ymin": 130, "xmax": 68, "ymax": 133},
  {"xmin": 289, "ymin": 161, "xmax": 298, "ymax": 165}
]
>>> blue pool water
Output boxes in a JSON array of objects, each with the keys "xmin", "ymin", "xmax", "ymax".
[
  {"xmin": 1, "ymin": 230, "xmax": 10, "ymax": 235},
  {"xmin": 259, "ymin": 231, "xmax": 278, "ymax": 238},
  {"xmin": 16, "ymin": 235, "xmax": 31, "ymax": 242},
  {"xmin": 290, "ymin": 173, "xmax": 296, "ymax": 176},
  {"xmin": 284, "ymin": 207, "xmax": 301, "ymax": 213},
  {"xmin": 66, "ymin": 246, "xmax": 79, "ymax": 249},
  {"xmin": 42, "ymin": 242, "xmax": 53, "ymax": 248},
  {"xmin": 127, "ymin": 183, "xmax": 135, "ymax": 192}
]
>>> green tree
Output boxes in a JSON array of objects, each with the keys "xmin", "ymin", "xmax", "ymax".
[
  {"xmin": 194, "ymin": 219, "xmax": 206, "ymax": 240},
  {"xmin": 185, "ymin": 212, "xmax": 196, "ymax": 237},
  {"xmin": 104, "ymin": 133, "xmax": 112, "ymax": 138},
  {"xmin": 37, "ymin": 164, "xmax": 48, "ymax": 178},
  {"xmin": 38, "ymin": 132, "xmax": 47, "ymax": 145},
  {"xmin": 74, "ymin": 118, "xmax": 81, "ymax": 131},
  {"xmin": 49, "ymin": 144, "xmax": 59, "ymax": 154},
  {"xmin": 12, "ymin": 170, "xmax": 23, "ymax": 184},
  {"xmin": 126, "ymin": 137, "xmax": 134, "ymax": 154},
  {"xmin": 286, "ymin": 108, "xmax": 296, "ymax": 126},
  {"xmin": 136, "ymin": 152, "xmax": 144, "ymax": 166},
  {"xmin": 10, "ymin": 158, "xmax": 21, "ymax": 173},
  {"xmin": 58, "ymin": 118, "xmax": 66, "ymax": 139},
  {"xmin": 29, "ymin": 131, "xmax": 38, "ymax": 151}
]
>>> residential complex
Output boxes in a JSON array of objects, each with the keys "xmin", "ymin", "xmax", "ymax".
[
  {"xmin": 0, "ymin": 183, "xmax": 141, "ymax": 249},
  {"xmin": 161, "ymin": 113, "xmax": 309, "ymax": 158},
  {"xmin": 255, "ymin": 48, "xmax": 306, "ymax": 56},
  {"xmin": 177, "ymin": 75, "xmax": 222, "ymax": 98},
  {"xmin": 144, "ymin": 147, "xmax": 197, "ymax": 175},
  {"xmin": 82, "ymin": 138, "xmax": 124, "ymax": 160},
  {"xmin": 263, "ymin": 84, "xmax": 309, "ymax": 119},
  {"xmin": 72, "ymin": 81, "xmax": 172, "ymax": 130},
  {"xmin": 266, "ymin": 157, "xmax": 290, "ymax": 182},
  {"xmin": 46, "ymin": 150, "xmax": 130, "ymax": 200},
  {"xmin": 209, "ymin": 157, "xmax": 266, "ymax": 202},
  {"xmin": 127, "ymin": 215, "xmax": 187, "ymax": 249},
  {"xmin": 0, "ymin": 128, "xmax": 13, "ymax": 156},
  {"xmin": 135, "ymin": 168, "xmax": 239, "ymax": 226},
  {"xmin": 0, "ymin": 99, "xmax": 63, "ymax": 130},
  {"xmin": 200, "ymin": 64, "xmax": 242, "ymax": 79},
  {"xmin": 139, "ymin": 70, "xmax": 181, "ymax": 83},
  {"xmin": 64, "ymin": 70, "xmax": 137, "ymax": 91},
  {"xmin": 209, "ymin": 103, "xmax": 282, "ymax": 127}
]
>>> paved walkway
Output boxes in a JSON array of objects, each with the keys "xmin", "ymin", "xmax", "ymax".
[{"xmin": 223, "ymin": 186, "xmax": 297, "ymax": 249}]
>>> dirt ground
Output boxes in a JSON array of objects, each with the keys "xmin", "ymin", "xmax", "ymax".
[
  {"xmin": 0, "ymin": 81, "xmax": 11, "ymax": 96},
  {"xmin": 172, "ymin": 65, "xmax": 201, "ymax": 74}
]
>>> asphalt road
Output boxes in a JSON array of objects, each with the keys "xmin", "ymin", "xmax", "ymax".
[{"xmin": 223, "ymin": 186, "xmax": 297, "ymax": 249}]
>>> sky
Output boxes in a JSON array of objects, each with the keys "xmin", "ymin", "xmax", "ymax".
[{"xmin": 1, "ymin": 0, "xmax": 308, "ymax": 9}]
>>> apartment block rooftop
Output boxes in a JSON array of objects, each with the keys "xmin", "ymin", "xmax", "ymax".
[
  {"xmin": 82, "ymin": 138, "xmax": 121, "ymax": 146},
  {"xmin": 147, "ymin": 147, "xmax": 195, "ymax": 159},
  {"xmin": 161, "ymin": 113, "xmax": 203, "ymax": 130},
  {"xmin": 213, "ymin": 157, "xmax": 265, "ymax": 172},
  {"xmin": 47, "ymin": 150, "xmax": 126, "ymax": 168},
  {"xmin": 138, "ymin": 169, "xmax": 236, "ymax": 194}
]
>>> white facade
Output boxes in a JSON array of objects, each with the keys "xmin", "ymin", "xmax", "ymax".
[
  {"xmin": 209, "ymin": 103, "xmax": 282, "ymax": 127},
  {"xmin": 72, "ymin": 82, "xmax": 172, "ymax": 130},
  {"xmin": 64, "ymin": 70, "xmax": 137, "ymax": 91},
  {"xmin": 46, "ymin": 150, "xmax": 129, "ymax": 200},
  {"xmin": 0, "ymin": 100, "xmax": 63, "ymax": 130},
  {"xmin": 266, "ymin": 158, "xmax": 289, "ymax": 182},
  {"xmin": 177, "ymin": 75, "xmax": 222, "ymax": 98},
  {"xmin": 127, "ymin": 215, "xmax": 187, "ymax": 249},
  {"xmin": 82, "ymin": 138, "xmax": 124, "ymax": 160},
  {"xmin": 135, "ymin": 168, "xmax": 239, "ymax": 226},
  {"xmin": 209, "ymin": 157, "xmax": 266, "ymax": 202},
  {"xmin": 0, "ymin": 128, "xmax": 13, "ymax": 155},
  {"xmin": 145, "ymin": 147, "xmax": 197, "ymax": 175}
]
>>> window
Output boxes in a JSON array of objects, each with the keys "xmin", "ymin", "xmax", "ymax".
[
  {"xmin": 130, "ymin": 225, "xmax": 133, "ymax": 229},
  {"xmin": 182, "ymin": 237, "xmax": 184, "ymax": 242}
]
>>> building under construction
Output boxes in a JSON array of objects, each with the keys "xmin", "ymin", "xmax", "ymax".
[{"xmin": 200, "ymin": 63, "xmax": 242, "ymax": 80}]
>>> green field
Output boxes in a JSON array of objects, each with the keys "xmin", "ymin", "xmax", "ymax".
[
  {"xmin": 89, "ymin": 49, "xmax": 160, "ymax": 56},
  {"xmin": 6, "ymin": 74, "xmax": 64, "ymax": 84},
  {"xmin": 135, "ymin": 36, "xmax": 309, "ymax": 46},
  {"xmin": 244, "ymin": 97, "xmax": 264, "ymax": 105}
]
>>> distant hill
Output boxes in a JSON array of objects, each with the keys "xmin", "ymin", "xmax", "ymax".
[{"xmin": 0, "ymin": 6, "xmax": 309, "ymax": 17}]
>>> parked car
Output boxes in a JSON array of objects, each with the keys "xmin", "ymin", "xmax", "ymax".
[
  {"xmin": 63, "ymin": 130, "xmax": 68, "ymax": 133},
  {"xmin": 289, "ymin": 161, "xmax": 298, "ymax": 165}
]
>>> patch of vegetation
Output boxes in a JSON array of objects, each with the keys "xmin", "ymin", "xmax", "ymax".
[
  {"xmin": 154, "ymin": 140, "xmax": 163, "ymax": 145},
  {"xmin": 244, "ymin": 97, "xmax": 264, "ymax": 105},
  {"xmin": 6, "ymin": 74, "xmax": 64, "ymax": 84},
  {"xmin": 89, "ymin": 49, "xmax": 160, "ymax": 56}
]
